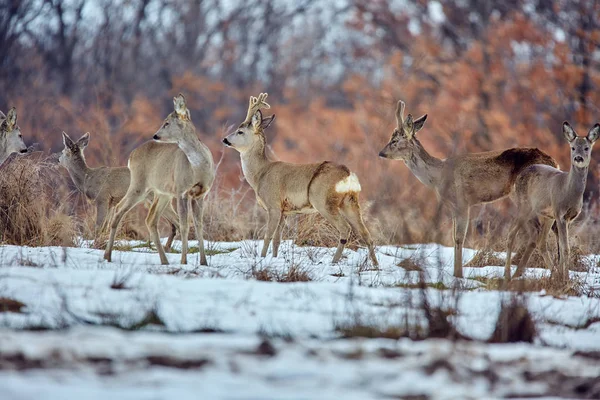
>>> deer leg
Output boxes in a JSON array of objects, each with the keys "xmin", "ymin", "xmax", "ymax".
[
  {"xmin": 95, "ymin": 201, "xmax": 108, "ymax": 238},
  {"xmin": 177, "ymin": 197, "xmax": 190, "ymax": 265},
  {"xmin": 537, "ymin": 218, "xmax": 554, "ymax": 270},
  {"xmin": 513, "ymin": 219, "xmax": 541, "ymax": 279},
  {"xmin": 271, "ymin": 212, "xmax": 285, "ymax": 258},
  {"xmin": 504, "ymin": 219, "xmax": 524, "ymax": 280},
  {"xmin": 554, "ymin": 219, "xmax": 570, "ymax": 281},
  {"xmin": 191, "ymin": 198, "xmax": 207, "ymax": 265},
  {"xmin": 317, "ymin": 210, "xmax": 351, "ymax": 264},
  {"xmin": 146, "ymin": 195, "xmax": 171, "ymax": 265},
  {"xmin": 163, "ymin": 201, "xmax": 179, "ymax": 253},
  {"xmin": 104, "ymin": 190, "xmax": 146, "ymax": 262},
  {"xmin": 452, "ymin": 209, "xmax": 469, "ymax": 278},
  {"xmin": 261, "ymin": 209, "xmax": 281, "ymax": 258},
  {"xmin": 551, "ymin": 220, "xmax": 560, "ymax": 266},
  {"xmin": 340, "ymin": 197, "xmax": 378, "ymax": 266}
]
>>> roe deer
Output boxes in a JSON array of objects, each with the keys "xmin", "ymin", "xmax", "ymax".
[
  {"xmin": 59, "ymin": 131, "xmax": 179, "ymax": 249},
  {"xmin": 104, "ymin": 94, "xmax": 215, "ymax": 265},
  {"xmin": 222, "ymin": 93, "xmax": 378, "ymax": 266},
  {"xmin": 0, "ymin": 108, "xmax": 28, "ymax": 166},
  {"xmin": 504, "ymin": 122, "xmax": 599, "ymax": 281},
  {"xmin": 379, "ymin": 100, "xmax": 558, "ymax": 278}
]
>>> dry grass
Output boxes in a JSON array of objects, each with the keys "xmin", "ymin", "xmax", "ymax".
[
  {"xmin": 293, "ymin": 201, "xmax": 383, "ymax": 249},
  {"xmin": 397, "ymin": 256, "xmax": 424, "ymax": 271},
  {"xmin": 336, "ymin": 323, "xmax": 411, "ymax": 340},
  {"xmin": 0, "ymin": 297, "xmax": 25, "ymax": 313},
  {"xmin": 465, "ymin": 248, "xmax": 505, "ymax": 268},
  {"xmin": 250, "ymin": 264, "xmax": 313, "ymax": 283},
  {"xmin": 489, "ymin": 300, "xmax": 536, "ymax": 343},
  {"xmin": 294, "ymin": 213, "xmax": 358, "ymax": 249},
  {"xmin": 0, "ymin": 155, "xmax": 76, "ymax": 246},
  {"xmin": 472, "ymin": 275, "xmax": 585, "ymax": 297}
]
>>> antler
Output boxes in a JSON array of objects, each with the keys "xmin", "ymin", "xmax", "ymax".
[
  {"xmin": 395, "ymin": 100, "xmax": 405, "ymax": 126},
  {"xmin": 244, "ymin": 93, "xmax": 271, "ymax": 124}
]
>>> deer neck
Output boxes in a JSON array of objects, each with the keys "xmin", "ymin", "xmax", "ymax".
[
  {"xmin": 65, "ymin": 155, "xmax": 94, "ymax": 194},
  {"xmin": 0, "ymin": 137, "xmax": 11, "ymax": 166},
  {"xmin": 405, "ymin": 139, "xmax": 444, "ymax": 189},
  {"xmin": 240, "ymin": 137, "xmax": 270, "ymax": 190},
  {"xmin": 177, "ymin": 127, "xmax": 213, "ymax": 171},
  {"xmin": 566, "ymin": 163, "xmax": 588, "ymax": 198}
]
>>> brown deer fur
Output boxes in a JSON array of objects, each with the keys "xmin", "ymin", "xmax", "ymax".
[
  {"xmin": 505, "ymin": 122, "xmax": 599, "ymax": 281},
  {"xmin": 379, "ymin": 100, "xmax": 558, "ymax": 278},
  {"xmin": 104, "ymin": 94, "xmax": 215, "ymax": 265},
  {"xmin": 59, "ymin": 131, "xmax": 179, "ymax": 249},
  {"xmin": 223, "ymin": 93, "xmax": 378, "ymax": 265}
]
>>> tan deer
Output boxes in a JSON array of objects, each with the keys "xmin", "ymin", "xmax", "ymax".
[
  {"xmin": 104, "ymin": 94, "xmax": 215, "ymax": 265},
  {"xmin": 222, "ymin": 93, "xmax": 378, "ymax": 266},
  {"xmin": 505, "ymin": 122, "xmax": 599, "ymax": 281},
  {"xmin": 379, "ymin": 100, "xmax": 558, "ymax": 278},
  {"xmin": 59, "ymin": 131, "xmax": 179, "ymax": 249},
  {"xmin": 0, "ymin": 108, "xmax": 28, "ymax": 166}
]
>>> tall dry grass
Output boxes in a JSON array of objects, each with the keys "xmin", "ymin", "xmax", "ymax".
[{"xmin": 0, "ymin": 154, "xmax": 76, "ymax": 246}]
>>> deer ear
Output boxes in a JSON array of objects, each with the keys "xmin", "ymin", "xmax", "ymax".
[
  {"xmin": 261, "ymin": 115, "xmax": 275, "ymax": 130},
  {"xmin": 62, "ymin": 131, "xmax": 75, "ymax": 148},
  {"xmin": 563, "ymin": 121, "xmax": 577, "ymax": 142},
  {"xmin": 6, "ymin": 107, "xmax": 17, "ymax": 128},
  {"xmin": 173, "ymin": 94, "xmax": 190, "ymax": 121},
  {"xmin": 77, "ymin": 132, "xmax": 90, "ymax": 148},
  {"xmin": 587, "ymin": 123, "xmax": 600, "ymax": 143},
  {"xmin": 395, "ymin": 100, "xmax": 405, "ymax": 127},
  {"xmin": 252, "ymin": 110, "xmax": 263, "ymax": 130},
  {"xmin": 403, "ymin": 113, "xmax": 414, "ymax": 136},
  {"xmin": 413, "ymin": 114, "xmax": 428, "ymax": 133}
]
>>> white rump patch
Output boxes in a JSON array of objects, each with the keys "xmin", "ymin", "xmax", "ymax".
[{"xmin": 335, "ymin": 173, "xmax": 361, "ymax": 193}]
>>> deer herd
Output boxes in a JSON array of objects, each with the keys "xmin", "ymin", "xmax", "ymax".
[{"xmin": 1, "ymin": 94, "xmax": 598, "ymax": 282}]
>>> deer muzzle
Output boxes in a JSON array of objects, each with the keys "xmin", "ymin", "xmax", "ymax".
[{"xmin": 222, "ymin": 138, "xmax": 232, "ymax": 146}]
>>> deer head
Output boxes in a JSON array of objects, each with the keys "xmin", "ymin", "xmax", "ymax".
[
  {"xmin": 153, "ymin": 94, "xmax": 194, "ymax": 143},
  {"xmin": 378, "ymin": 100, "xmax": 428, "ymax": 160},
  {"xmin": 59, "ymin": 131, "xmax": 90, "ymax": 166},
  {"xmin": 0, "ymin": 107, "xmax": 27, "ymax": 156},
  {"xmin": 222, "ymin": 93, "xmax": 275, "ymax": 153},
  {"xmin": 563, "ymin": 121, "xmax": 600, "ymax": 169}
]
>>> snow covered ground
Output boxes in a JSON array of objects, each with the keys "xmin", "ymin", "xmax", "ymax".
[{"xmin": 1, "ymin": 240, "xmax": 600, "ymax": 399}]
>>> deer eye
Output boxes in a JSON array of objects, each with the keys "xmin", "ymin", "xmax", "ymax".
[
  {"xmin": 237, "ymin": 130, "xmax": 244, "ymax": 135},
  {"xmin": 585, "ymin": 147, "xmax": 589, "ymax": 151},
  {"xmin": 164, "ymin": 122, "xmax": 169, "ymax": 127},
  {"xmin": 571, "ymin": 147, "xmax": 575, "ymax": 151}
]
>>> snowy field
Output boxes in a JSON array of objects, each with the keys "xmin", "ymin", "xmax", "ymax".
[{"xmin": 1, "ymin": 240, "xmax": 600, "ymax": 399}]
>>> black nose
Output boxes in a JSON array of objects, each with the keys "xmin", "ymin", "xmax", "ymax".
[
  {"xmin": 223, "ymin": 138, "xmax": 231, "ymax": 146},
  {"xmin": 378, "ymin": 151, "xmax": 386, "ymax": 158},
  {"xmin": 574, "ymin": 156, "xmax": 584, "ymax": 163},
  {"xmin": 20, "ymin": 149, "xmax": 28, "ymax": 154},
  {"xmin": 153, "ymin": 134, "xmax": 160, "ymax": 140}
]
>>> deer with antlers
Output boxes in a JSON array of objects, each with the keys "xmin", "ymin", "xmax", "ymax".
[
  {"xmin": 104, "ymin": 94, "xmax": 214, "ymax": 265},
  {"xmin": 504, "ymin": 122, "xmax": 599, "ymax": 281},
  {"xmin": 222, "ymin": 93, "xmax": 378, "ymax": 265},
  {"xmin": 379, "ymin": 100, "xmax": 558, "ymax": 278}
]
